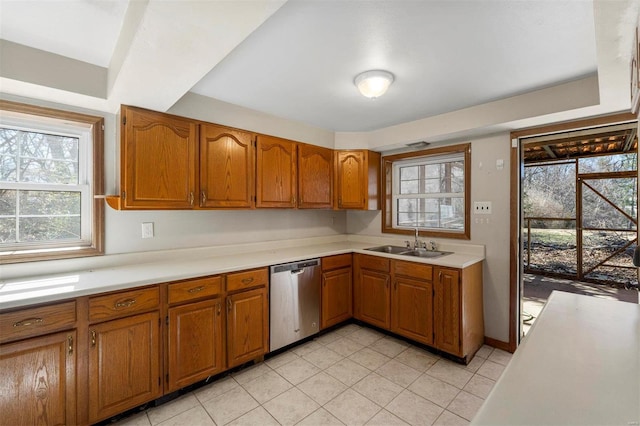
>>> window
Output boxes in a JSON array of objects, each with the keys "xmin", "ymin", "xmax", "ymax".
[
  {"xmin": 0, "ymin": 101, "xmax": 104, "ymax": 263},
  {"xmin": 382, "ymin": 143, "xmax": 470, "ymax": 239}
]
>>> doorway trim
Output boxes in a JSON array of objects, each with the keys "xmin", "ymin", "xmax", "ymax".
[{"xmin": 508, "ymin": 112, "xmax": 637, "ymax": 352}]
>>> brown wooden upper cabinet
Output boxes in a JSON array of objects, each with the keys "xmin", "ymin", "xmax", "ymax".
[
  {"xmin": 298, "ymin": 143, "xmax": 333, "ymax": 209},
  {"xmin": 200, "ymin": 124, "xmax": 255, "ymax": 208},
  {"xmin": 256, "ymin": 135, "xmax": 297, "ymax": 208},
  {"xmin": 121, "ymin": 105, "xmax": 198, "ymax": 209},
  {"xmin": 334, "ymin": 150, "xmax": 380, "ymax": 210}
]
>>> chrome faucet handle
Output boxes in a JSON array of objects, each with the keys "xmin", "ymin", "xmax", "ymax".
[
  {"xmin": 428, "ymin": 240, "xmax": 437, "ymax": 251},
  {"xmin": 420, "ymin": 241, "xmax": 427, "ymax": 249},
  {"xmin": 404, "ymin": 240, "xmax": 412, "ymax": 249}
]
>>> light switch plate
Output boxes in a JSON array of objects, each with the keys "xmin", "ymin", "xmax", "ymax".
[{"xmin": 474, "ymin": 201, "xmax": 492, "ymax": 214}]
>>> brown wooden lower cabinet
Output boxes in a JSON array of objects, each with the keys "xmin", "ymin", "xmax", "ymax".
[
  {"xmin": 226, "ymin": 286, "xmax": 268, "ymax": 368},
  {"xmin": 0, "ymin": 330, "xmax": 77, "ymax": 426},
  {"xmin": 354, "ymin": 254, "xmax": 391, "ymax": 329},
  {"xmin": 321, "ymin": 254, "xmax": 353, "ymax": 329},
  {"xmin": 167, "ymin": 297, "xmax": 224, "ymax": 392},
  {"xmin": 354, "ymin": 254, "xmax": 483, "ymax": 362},
  {"xmin": 88, "ymin": 311, "xmax": 162, "ymax": 423}
]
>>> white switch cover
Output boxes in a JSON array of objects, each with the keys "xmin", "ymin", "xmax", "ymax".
[
  {"xmin": 141, "ymin": 222, "xmax": 154, "ymax": 238},
  {"xmin": 474, "ymin": 201, "xmax": 492, "ymax": 214}
]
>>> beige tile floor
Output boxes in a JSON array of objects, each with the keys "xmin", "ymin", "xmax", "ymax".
[{"xmin": 114, "ymin": 324, "xmax": 511, "ymax": 426}]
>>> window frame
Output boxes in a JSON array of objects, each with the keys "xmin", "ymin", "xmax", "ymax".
[
  {"xmin": 0, "ymin": 100, "xmax": 104, "ymax": 263},
  {"xmin": 382, "ymin": 143, "xmax": 471, "ymax": 240}
]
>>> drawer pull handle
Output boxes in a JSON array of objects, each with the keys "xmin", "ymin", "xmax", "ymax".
[
  {"xmin": 68, "ymin": 335, "xmax": 73, "ymax": 355},
  {"xmin": 91, "ymin": 330, "xmax": 96, "ymax": 347},
  {"xmin": 13, "ymin": 318, "xmax": 43, "ymax": 327},
  {"xmin": 188, "ymin": 286, "xmax": 205, "ymax": 294},
  {"xmin": 241, "ymin": 277, "xmax": 254, "ymax": 285},
  {"xmin": 114, "ymin": 299, "xmax": 136, "ymax": 309}
]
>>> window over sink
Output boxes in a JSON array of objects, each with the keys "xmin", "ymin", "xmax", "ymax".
[
  {"xmin": 382, "ymin": 143, "xmax": 470, "ymax": 239},
  {"xmin": 0, "ymin": 101, "xmax": 104, "ymax": 263}
]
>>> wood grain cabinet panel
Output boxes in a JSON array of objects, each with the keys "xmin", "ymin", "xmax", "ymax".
[
  {"xmin": 321, "ymin": 254, "xmax": 353, "ymax": 329},
  {"xmin": 392, "ymin": 276, "xmax": 433, "ymax": 345},
  {"xmin": 298, "ymin": 143, "xmax": 333, "ymax": 209},
  {"xmin": 88, "ymin": 312, "xmax": 161, "ymax": 423},
  {"xmin": 354, "ymin": 255, "xmax": 391, "ymax": 329},
  {"xmin": 334, "ymin": 150, "xmax": 380, "ymax": 210},
  {"xmin": 256, "ymin": 135, "xmax": 297, "ymax": 208},
  {"xmin": 200, "ymin": 124, "xmax": 255, "ymax": 208},
  {"xmin": 167, "ymin": 298, "xmax": 224, "ymax": 392},
  {"xmin": 0, "ymin": 301, "xmax": 76, "ymax": 344},
  {"xmin": 434, "ymin": 267, "xmax": 461, "ymax": 356},
  {"xmin": 0, "ymin": 331, "xmax": 76, "ymax": 426},
  {"xmin": 226, "ymin": 286, "xmax": 268, "ymax": 368},
  {"xmin": 121, "ymin": 105, "xmax": 197, "ymax": 209},
  {"xmin": 89, "ymin": 286, "xmax": 159, "ymax": 322}
]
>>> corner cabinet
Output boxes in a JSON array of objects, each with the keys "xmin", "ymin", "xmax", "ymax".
[
  {"xmin": 256, "ymin": 135, "xmax": 297, "ymax": 208},
  {"xmin": 334, "ymin": 150, "xmax": 380, "ymax": 210},
  {"xmin": 200, "ymin": 124, "xmax": 255, "ymax": 208},
  {"xmin": 120, "ymin": 105, "xmax": 198, "ymax": 209},
  {"xmin": 321, "ymin": 254, "xmax": 353, "ymax": 329}
]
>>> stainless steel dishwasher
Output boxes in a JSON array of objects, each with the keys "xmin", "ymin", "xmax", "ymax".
[{"xmin": 270, "ymin": 258, "xmax": 321, "ymax": 352}]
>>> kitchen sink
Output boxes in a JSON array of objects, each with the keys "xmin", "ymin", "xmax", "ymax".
[
  {"xmin": 365, "ymin": 246, "xmax": 452, "ymax": 258},
  {"xmin": 365, "ymin": 245, "xmax": 410, "ymax": 254},
  {"xmin": 399, "ymin": 249, "xmax": 452, "ymax": 258}
]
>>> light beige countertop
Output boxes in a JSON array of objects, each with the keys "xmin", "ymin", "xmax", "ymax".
[
  {"xmin": 0, "ymin": 235, "xmax": 484, "ymax": 311},
  {"xmin": 472, "ymin": 291, "xmax": 640, "ymax": 426}
]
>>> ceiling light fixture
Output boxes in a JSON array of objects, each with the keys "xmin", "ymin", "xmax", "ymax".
[{"xmin": 354, "ymin": 70, "xmax": 394, "ymax": 99}]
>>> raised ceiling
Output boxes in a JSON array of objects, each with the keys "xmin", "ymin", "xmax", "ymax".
[{"xmin": 0, "ymin": 0, "xmax": 636, "ymax": 135}]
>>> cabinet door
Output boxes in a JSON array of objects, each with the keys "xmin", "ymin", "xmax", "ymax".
[
  {"xmin": 335, "ymin": 151, "xmax": 366, "ymax": 209},
  {"xmin": 392, "ymin": 277, "xmax": 433, "ymax": 345},
  {"xmin": 167, "ymin": 298, "xmax": 224, "ymax": 392},
  {"xmin": 298, "ymin": 143, "xmax": 333, "ymax": 209},
  {"xmin": 256, "ymin": 135, "xmax": 297, "ymax": 208},
  {"xmin": 226, "ymin": 287, "xmax": 268, "ymax": 368},
  {"xmin": 0, "ymin": 331, "xmax": 76, "ymax": 426},
  {"xmin": 434, "ymin": 268, "xmax": 462, "ymax": 356},
  {"xmin": 200, "ymin": 124, "xmax": 254, "ymax": 208},
  {"xmin": 355, "ymin": 269, "xmax": 390, "ymax": 329},
  {"xmin": 121, "ymin": 106, "xmax": 197, "ymax": 209},
  {"xmin": 88, "ymin": 312, "xmax": 161, "ymax": 423},
  {"xmin": 321, "ymin": 267, "xmax": 352, "ymax": 329}
]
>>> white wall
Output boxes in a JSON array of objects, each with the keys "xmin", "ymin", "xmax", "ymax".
[{"xmin": 346, "ymin": 134, "xmax": 512, "ymax": 343}]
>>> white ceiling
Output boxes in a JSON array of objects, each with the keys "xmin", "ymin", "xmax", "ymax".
[{"xmin": 0, "ymin": 0, "xmax": 637, "ymax": 135}]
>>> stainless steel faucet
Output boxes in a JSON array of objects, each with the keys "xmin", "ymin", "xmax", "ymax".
[{"xmin": 414, "ymin": 228, "xmax": 420, "ymax": 250}]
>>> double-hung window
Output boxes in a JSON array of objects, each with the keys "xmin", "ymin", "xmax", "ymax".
[
  {"xmin": 383, "ymin": 143, "xmax": 470, "ymax": 239},
  {"xmin": 0, "ymin": 101, "xmax": 104, "ymax": 263}
]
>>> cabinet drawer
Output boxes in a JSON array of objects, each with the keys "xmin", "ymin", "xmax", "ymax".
[
  {"xmin": 0, "ymin": 301, "xmax": 76, "ymax": 344},
  {"xmin": 89, "ymin": 287, "xmax": 159, "ymax": 322},
  {"xmin": 394, "ymin": 260, "xmax": 433, "ymax": 280},
  {"xmin": 168, "ymin": 276, "xmax": 222, "ymax": 305},
  {"xmin": 322, "ymin": 254, "xmax": 352, "ymax": 271},
  {"xmin": 226, "ymin": 268, "xmax": 268, "ymax": 292},
  {"xmin": 357, "ymin": 254, "xmax": 390, "ymax": 272}
]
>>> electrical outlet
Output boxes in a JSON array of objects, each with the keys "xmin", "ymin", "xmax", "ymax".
[
  {"xmin": 141, "ymin": 222, "xmax": 154, "ymax": 238},
  {"xmin": 474, "ymin": 201, "xmax": 492, "ymax": 214}
]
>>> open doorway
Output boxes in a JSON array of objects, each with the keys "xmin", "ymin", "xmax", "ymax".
[{"xmin": 509, "ymin": 114, "xmax": 639, "ymax": 348}]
